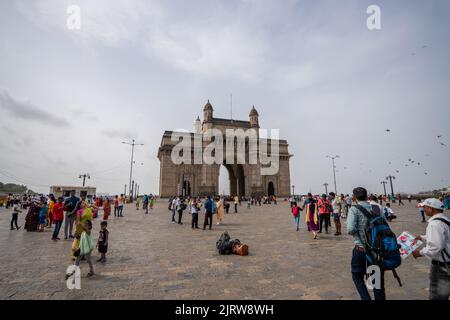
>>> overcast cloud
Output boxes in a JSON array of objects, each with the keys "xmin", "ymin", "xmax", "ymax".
[{"xmin": 0, "ymin": 0, "xmax": 449, "ymax": 195}]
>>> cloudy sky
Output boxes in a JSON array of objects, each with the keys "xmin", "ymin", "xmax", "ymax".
[{"xmin": 1, "ymin": 0, "xmax": 449, "ymax": 196}]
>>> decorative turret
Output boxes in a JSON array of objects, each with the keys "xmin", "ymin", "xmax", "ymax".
[
  {"xmin": 249, "ymin": 105, "xmax": 259, "ymax": 128},
  {"xmin": 194, "ymin": 116, "xmax": 202, "ymax": 133},
  {"xmin": 203, "ymin": 100, "xmax": 213, "ymax": 122}
]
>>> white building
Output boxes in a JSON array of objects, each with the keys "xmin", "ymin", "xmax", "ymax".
[{"xmin": 49, "ymin": 186, "xmax": 96, "ymax": 199}]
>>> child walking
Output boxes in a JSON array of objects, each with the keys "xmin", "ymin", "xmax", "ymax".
[
  {"xmin": 38, "ymin": 202, "xmax": 48, "ymax": 232},
  {"xmin": 97, "ymin": 221, "xmax": 109, "ymax": 263},
  {"xmin": 10, "ymin": 200, "xmax": 22, "ymax": 230}
]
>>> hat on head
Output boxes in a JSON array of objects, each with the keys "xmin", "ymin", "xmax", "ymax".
[{"xmin": 419, "ymin": 198, "xmax": 444, "ymax": 210}]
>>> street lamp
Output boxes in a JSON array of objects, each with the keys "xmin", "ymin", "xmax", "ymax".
[
  {"xmin": 122, "ymin": 139, "xmax": 144, "ymax": 202},
  {"xmin": 78, "ymin": 173, "xmax": 90, "ymax": 187},
  {"xmin": 326, "ymin": 155, "xmax": 340, "ymax": 194},
  {"xmin": 386, "ymin": 175, "xmax": 396, "ymax": 197},
  {"xmin": 292, "ymin": 185, "xmax": 295, "ymax": 196},
  {"xmin": 323, "ymin": 183, "xmax": 329, "ymax": 195},
  {"xmin": 381, "ymin": 181, "xmax": 388, "ymax": 197}
]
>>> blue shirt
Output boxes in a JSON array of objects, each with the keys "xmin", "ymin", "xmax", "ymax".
[{"xmin": 204, "ymin": 199, "xmax": 213, "ymax": 213}]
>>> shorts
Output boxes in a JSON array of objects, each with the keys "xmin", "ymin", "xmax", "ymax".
[
  {"xmin": 98, "ymin": 244, "xmax": 108, "ymax": 254},
  {"xmin": 332, "ymin": 213, "xmax": 340, "ymax": 221}
]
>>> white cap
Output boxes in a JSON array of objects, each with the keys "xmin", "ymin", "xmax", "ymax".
[{"xmin": 420, "ymin": 198, "xmax": 444, "ymax": 210}]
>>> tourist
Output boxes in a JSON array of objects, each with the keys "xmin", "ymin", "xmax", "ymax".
[
  {"xmin": 149, "ymin": 195, "xmax": 155, "ymax": 210},
  {"xmin": 203, "ymin": 196, "xmax": 213, "ymax": 230},
  {"xmin": 51, "ymin": 197, "xmax": 64, "ymax": 241},
  {"xmin": 408, "ymin": 195, "xmax": 412, "ymax": 203},
  {"xmin": 329, "ymin": 192, "xmax": 342, "ymax": 236},
  {"xmin": 38, "ymin": 201, "xmax": 48, "ymax": 232},
  {"xmin": 291, "ymin": 202, "xmax": 302, "ymax": 231},
  {"xmin": 114, "ymin": 195, "xmax": 119, "ymax": 217},
  {"xmin": 10, "ymin": 199, "xmax": 22, "ymax": 231},
  {"xmin": 171, "ymin": 197, "xmax": 177, "ymax": 223},
  {"xmin": 347, "ymin": 187, "xmax": 386, "ymax": 300},
  {"xmin": 412, "ymin": 198, "xmax": 450, "ymax": 300},
  {"xmin": 304, "ymin": 193, "xmax": 319, "ymax": 239},
  {"xmin": 143, "ymin": 194, "xmax": 149, "ymax": 214},
  {"xmin": 103, "ymin": 198, "xmax": 111, "ymax": 220},
  {"xmin": 189, "ymin": 198, "xmax": 200, "ymax": 229},
  {"xmin": 340, "ymin": 194, "xmax": 348, "ymax": 218},
  {"xmin": 234, "ymin": 196, "xmax": 239, "ymax": 213},
  {"xmin": 224, "ymin": 198, "xmax": 230, "ymax": 214},
  {"xmin": 317, "ymin": 194, "xmax": 332, "ymax": 234},
  {"xmin": 97, "ymin": 221, "xmax": 109, "ymax": 263},
  {"xmin": 118, "ymin": 194, "xmax": 124, "ymax": 217},
  {"xmin": 68, "ymin": 220, "xmax": 95, "ymax": 279},
  {"xmin": 216, "ymin": 196, "xmax": 225, "ymax": 225},
  {"xmin": 383, "ymin": 203, "xmax": 397, "ymax": 221},
  {"xmin": 417, "ymin": 199, "xmax": 426, "ymax": 222},
  {"xmin": 47, "ymin": 194, "xmax": 55, "ymax": 228},
  {"xmin": 398, "ymin": 194, "xmax": 404, "ymax": 206},
  {"xmin": 64, "ymin": 190, "xmax": 79, "ymax": 239},
  {"xmin": 24, "ymin": 196, "xmax": 41, "ymax": 232},
  {"xmin": 177, "ymin": 197, "xmax": 186, "ymax": 224},
  {"xmin": 135, "ymin": 197, "xmax": 140, "ymax": 210},
  {"xmin": 247, "ymin": 197, "xmax": 251, "ymax": 209}
]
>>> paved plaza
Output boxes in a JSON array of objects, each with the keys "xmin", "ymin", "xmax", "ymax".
[{"xmin": 0, "ymin": 200, "xmax": 443, "ymax": 300}]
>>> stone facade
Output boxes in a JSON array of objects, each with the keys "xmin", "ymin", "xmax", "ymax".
[{"xmin": 157, "ymin": 101, "xmax": 292, "ymax": 198}]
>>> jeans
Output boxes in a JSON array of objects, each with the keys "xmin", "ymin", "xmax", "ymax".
[
  {"xmin": 178, "ymin": 210, "xmax": 183, "ymax": 224},
  {"xmin": 11, "ymin": 213, "xmax": 19, "ymax": 229},
  {"xmin": 52, "ymin": 220, "xmax": 62, "ymax": 238},
  {"xmin": 118, "ymin": 205, "xmax": 124, "ymax": 217},
  {"xmin": 293, "ymin": 215, "xmax": 300, "ymax": 230},
  {"xmin": 429, "ymin": 264, "xmax": 450, "ymax": 300},
  {"xmin": 171, "ymin": 209, "xmax": 176, "ymax": 222},
  {"xmin": 234, "ymin": 204, "xmax": 238, "ymax": 213},
  {"xmin": 204, "ymin": 212, "xmax": 213, "ymax": 229},
  {"xmin": 191, "ymin": 212, "xmax": 198, "ymax": 228},
  {"xmin": 114, "ymin": 207, "xmax": 118, "ymax": 216},
  {"xmin": 319, "ymin": 214, "xmax": 330, "ymax": 233},
  {"xmin": 351, "ymin": 248, "xmax": 386, "ymax": 300},
  {"xmin": 64, "ymin": 213, "xmax": 75, "ymax": 238},
  {"xmin": 75, "ymin": 253, "xmax": 94, "ymax": 274}
]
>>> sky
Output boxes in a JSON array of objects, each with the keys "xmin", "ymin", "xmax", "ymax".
[{"xmin": 1, "ymin": 0, "xmax": 450, "ymax": 196}]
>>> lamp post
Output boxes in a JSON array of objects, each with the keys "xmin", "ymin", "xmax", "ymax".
[
  {"xmin": 381, "ymin": 181, "xmax": 388, "ymax": 197},
  {"xmin": 78, "ymin": 173, "xmax": 90, "ymax": 187},
  {"xmin": 386, "ymin": 175, "xmax": 396, "ymax": 197},
  {"xmin": 326, "ymin": 155, "xmax": 340, "ymax": 194},
  {"xmin": 122, "ymin": 139, "xmax": 144, "ymax": 202},
  {"xmin": 292, "ymin": 185, "xmax": 295, "ymax": 196},
  {"xmin": 323, "ymin": 183, "xmax": 329, "ymax": 195}
]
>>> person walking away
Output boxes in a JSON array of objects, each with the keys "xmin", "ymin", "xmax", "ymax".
[
  {"xmin": 329, "ymin": 192, "xmax": 342, "ymax": 236},
  {"xmin": 51, "ymin": 197, "xmax": 64, "ymax": 241},
  {"xmin": 203, "ymin": 196, "xmax": 213, "ymax": 230},
  {"xmin": 10, "ymin": 199, "xmax": 22, "ymax": 230},
  {"xmin": 412, "ymin": 198, "xmax": 450, "ymax": 300},
  {"xmin": 347, "ymin": 187, "xmax": 387, "ymax": 300},
  {"xmin": 171, "ymin": 197, "xmax": 178, "ymax": 223},
  {"xmin": 304, "ymin": 194, "xmax": 319, "ymax": 239},
  {"xmin": 317, "ymin": 194, "xmax": 332, "ymax": 234},
  {"xmin": 216, "ymin": 197, "xmax": 225, "ymax": 225},
  {"xmin": 234, "ymin": 196, "xmax": 239, "ymax": 213},
  {"xmin": 97, "ymin": 221, "xmax": 109, "ymax": 263},
  {"xmin": 143, "ymin": 194, "xmax": 149, "ymax": 214},
  {"xmin": 64, "ymin": 190, "xmax": 79, "ymax": 239},
  {"xmin": 398, "ymin": 195, "xmax": 404, "ymax": 206},
  {"xmin": 177, "ymin": 197, "xmax": 186, "ymax": 224}
]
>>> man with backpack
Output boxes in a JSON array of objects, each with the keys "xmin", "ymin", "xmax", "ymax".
[
  {"xmin": 203, "ymin": 196, "xmax": 214, "ymax": 230},
  {"xmin": 347, "ymin": 187, "xmax": 401, "ymax": 300},
  {"xmin": 412, "ymin": 198, "xmax": 450, "ymax": 300}
]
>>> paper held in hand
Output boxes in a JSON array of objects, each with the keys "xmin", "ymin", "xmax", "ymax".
[{"xmin": 397, "ymin": 231, "xmax": 423, "ymax": 259}]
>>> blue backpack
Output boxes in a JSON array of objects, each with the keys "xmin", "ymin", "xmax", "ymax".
[{"xmin": 356, "ymin": 205, "xmax": 403, "ymax": 286}]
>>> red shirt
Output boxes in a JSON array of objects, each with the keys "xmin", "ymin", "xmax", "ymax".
[
  {"xmin": 52, "ymin": 203, "xmax": 65, "ymax": 221},
  {"xmin": 318, "ymin": 199, "xmax": 331, "ymax": 214}
]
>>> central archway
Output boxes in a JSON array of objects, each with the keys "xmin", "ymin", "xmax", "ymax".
[{"xmin": 218, "ymin": 163, "xmax": 245, "ymax": 197}]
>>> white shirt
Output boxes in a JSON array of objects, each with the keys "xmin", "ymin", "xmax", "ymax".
[{"xmin": 419, "ymin": 214, "xmax": 450, "ymax": 263}]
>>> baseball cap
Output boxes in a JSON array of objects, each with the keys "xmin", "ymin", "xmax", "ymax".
[{"xmin": 419, "ymin": 198, "xmax": 444, "ymax": 210}]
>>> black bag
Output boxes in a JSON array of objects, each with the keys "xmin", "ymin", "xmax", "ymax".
[{"xmin": 216, "ymin": 232, "xmax": 233, "ymax": 255}]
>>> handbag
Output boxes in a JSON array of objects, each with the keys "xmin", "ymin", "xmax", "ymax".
[{"xmin": 232, "ymin": 243, "xmax": 249, "ymax": 256}]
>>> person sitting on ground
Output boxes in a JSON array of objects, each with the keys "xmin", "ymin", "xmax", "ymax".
[{"xmin": 383, "ymin": 203, "xmax": 397, "ymax": 221}]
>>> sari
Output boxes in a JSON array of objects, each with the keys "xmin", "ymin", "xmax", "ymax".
[
  {"xmin": 305, "ymin": 201, "xmax": 319, "ymax": 232},
  {"xmin": 71, "ymin": 207, "xmax": 93, "ymax": 257},
  {"xmin": 24, "ymin": 203, "xmax": 40, "ymax": 232}
]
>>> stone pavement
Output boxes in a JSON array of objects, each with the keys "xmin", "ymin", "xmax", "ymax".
[{"xmin": 0, "ymin": 200, "xmax": 443, "ymax": 300}]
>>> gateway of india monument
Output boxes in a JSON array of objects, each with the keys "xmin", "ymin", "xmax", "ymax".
[{"xmin": 157, "ymin": 101, "xmax": 292, "ymax": 198}]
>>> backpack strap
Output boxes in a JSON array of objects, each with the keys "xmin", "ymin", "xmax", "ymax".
[{"xmin": 355, "ymin": 205, "xmax": 373, "ymax": 220}]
